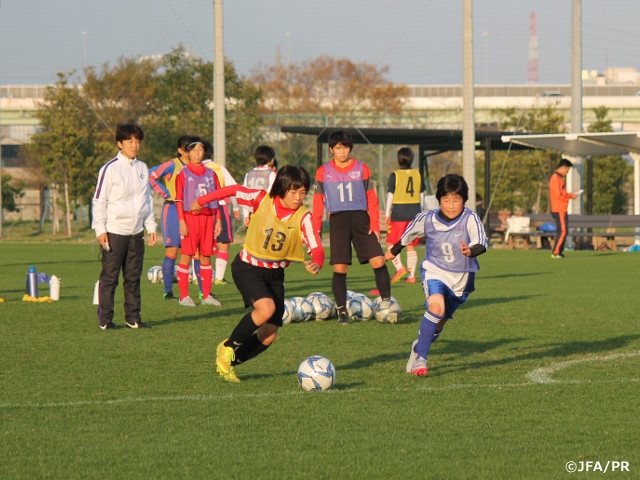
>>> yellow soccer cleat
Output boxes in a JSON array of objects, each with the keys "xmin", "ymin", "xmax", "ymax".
[
  {"xmin": 220, "ymin": 367, "xmax": 241, "ymax": 383},
  {"xmin": 215, "ymin": 340, "xmax": 235, "ymax": 376}
]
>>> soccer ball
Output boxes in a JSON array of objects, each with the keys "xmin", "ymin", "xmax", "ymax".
[
  {"xmin": 290, "ymin": 296, "xmax": 315, "ymax": 322},
  {"xmin": 306, "ymin": 292, "xmax": 335, "ymax": 321},
  {"xmin": 373, "ymin": 296, "xmax": 402, "ymax": 324},
  {"xmin": 347, "ymin": 291, "xmax": 375, "ymax": 321},
  {"xmin": 297, "ymin": 356, "xmax": 336, "ymax": 391},
  {"xmin": 282, "ymin": 299, "xmax": 294, "ymax": 324},
  {"xmin": 147, "ymin": 266, "xmax": 162, "ymax": 284}
]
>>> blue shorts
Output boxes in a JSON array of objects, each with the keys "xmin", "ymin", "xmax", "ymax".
[
  {"xmin": 161, "ymin": 203, "xmax": 180, "ymax": 247},
  {"xmin": 421, "ymin": 278, "xmax": 470, "ymax": 320},
  {"xmin": 217, "ymin": 204, "xmax": 233, "ymax": 244}
]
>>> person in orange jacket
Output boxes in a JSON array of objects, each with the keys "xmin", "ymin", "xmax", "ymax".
[{"xmin": 549, "ymin": 159, "xmax": 579, "ymax": 258}]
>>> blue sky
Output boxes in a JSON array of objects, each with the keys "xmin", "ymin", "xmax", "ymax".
[{"xmin": 1, "ymin": 0, "xmax": 639, "ymax": 86}]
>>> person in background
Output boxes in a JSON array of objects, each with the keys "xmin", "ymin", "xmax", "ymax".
[
  {"xmin": 475, "ymin": 193, "xmax": 486, "ymax": 223},
  {"xmin": 242, "ymin": 145, "xmax": 277, "ymax": 227},
  {"xmin": 549, "ymin": 158, "xmax": 579, "ymax": 259},
  {"xmin": 174, "ymin": 138, "xmax": 222, "ymax": 307},
  {"xmin": 202, "ymin": 140, "xmax": 240, "ymax": 287},
  {"xmin": 92, "ymin": 124, "xmax": 157, "ymax": 330},
  {"xmin": 384, "ymin": 146, "xmax": 426, "ymax": 285},
  {"xmin": 149, "ymin": 135, "xmax": 191, "ymax": 300}
]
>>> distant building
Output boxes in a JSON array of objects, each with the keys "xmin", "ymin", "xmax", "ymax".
[{"xmin": 583, "ymin": 67, "xmax": 640, "ymax": 86}]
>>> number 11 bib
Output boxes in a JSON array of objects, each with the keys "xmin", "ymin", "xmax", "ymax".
[{"xmin": 323, "ymin": 160, "xmax": 367, "ymax": 213}]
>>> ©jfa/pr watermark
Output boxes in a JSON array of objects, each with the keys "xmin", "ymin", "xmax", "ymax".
[{"xmin": 566, "ymin": 461, "xmax": 630, "ymax": 473}]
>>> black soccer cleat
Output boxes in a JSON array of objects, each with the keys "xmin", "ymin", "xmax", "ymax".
[
  {"xmin": 99, "ymin": 322, "xmax": 119, "ymax": 330},
  {"xmin": 126, "ymin": 321, "xmax": 152, "ymax": 329}
]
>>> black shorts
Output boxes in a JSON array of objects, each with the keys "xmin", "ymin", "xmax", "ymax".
[
  {"xmin": 329, "ymin": 210, "xmax": 384, "ymax": 265},
  {"xmin": 230, "ymin": 254, "xmax": 285, "ymax": 327}
]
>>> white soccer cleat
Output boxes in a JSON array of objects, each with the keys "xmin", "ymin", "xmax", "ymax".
[
  {"xmin": 411, "ymin": 357, "xmax": 428, "ymax": 377},
  {"xmin": 201, "ymin": 295, "xmax": 222, "ymax": 306},
  {"xmin": 179, "ymin": 296, "xmax": 196, "ymax": 307},
  {"xmin": 405, "ymin": 339, "xmax": 418, "ymax": 373}
]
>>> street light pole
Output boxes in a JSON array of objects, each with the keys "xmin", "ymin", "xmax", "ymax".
[{"xmin": 82, "ymin": 31, "xmax": 88, "ymax": 78}]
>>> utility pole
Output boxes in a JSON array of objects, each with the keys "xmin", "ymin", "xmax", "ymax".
[
  {"xmin": 213, "ymin": 0, "xmax": 226, "ymax": 166},
  {"xmin": 570, "ymin": 0, "xmax": 582, "ymax": 136},
  {"xmin": 568, "ymin": 0, "xmax": 583, "ymax": 215},
  {"xmin": 527, "ymin": 13, "xmax": 539, "ymax": 84},
  {"xmin": 462, "ymin": 0, "xmax": 476, "ymax": 210}
]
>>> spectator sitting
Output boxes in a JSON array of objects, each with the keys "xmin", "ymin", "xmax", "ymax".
[{"xmin": 505, "ymin": 207, "xmax": 530, "ymax": 243}]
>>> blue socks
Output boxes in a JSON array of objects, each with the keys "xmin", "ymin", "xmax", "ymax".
[
  {"xmin": 415, "ymin": 311, "xmax": 442, "ymax": 360},
  {"xmin": 162, "ymin": 256, "xmax": 175, "ymax": 293}
]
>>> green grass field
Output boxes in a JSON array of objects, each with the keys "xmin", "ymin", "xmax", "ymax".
[{"xmin": 1, "ymin": 242, "xmax": 639, "ymax": 479}]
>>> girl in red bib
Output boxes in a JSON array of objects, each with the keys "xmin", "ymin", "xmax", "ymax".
[{"xmin": 175, "ymin": 138, "xmax": 222, "ymax": 307}]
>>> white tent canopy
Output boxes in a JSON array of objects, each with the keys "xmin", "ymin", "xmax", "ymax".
[{"xmin": 502, "ymin": 132, "xmax": 640, "ymax": 215}]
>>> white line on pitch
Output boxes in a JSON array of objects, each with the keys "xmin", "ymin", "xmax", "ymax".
[
  {"xmin": 0, "ymin": 375, "xmax": 637, "ymax": 410},
  {"xmin": 526, "ymin": 350, "xmax": 640, "ymax": 384}
]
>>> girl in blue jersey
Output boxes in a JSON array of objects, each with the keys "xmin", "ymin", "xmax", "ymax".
[{"xmin": 385, "ymin": 174, "xmax": 487, "ymax": 376}]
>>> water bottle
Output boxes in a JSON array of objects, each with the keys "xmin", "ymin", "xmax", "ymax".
[
  {"xmin": 93, "ymin": 280, "xmax": 100, "ymax": 305},
  {"xmin": 49, "ymin": 275, "xmax": 61, "ymax": 301},
  {"xmin": 27, "ymin": 266, "xmax": 39, "ymax": 298}
]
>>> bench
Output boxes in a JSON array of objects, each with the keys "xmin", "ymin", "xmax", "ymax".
[{"xmin": 505, "ymin": 213, "xmax": 640, "ymax": 250}]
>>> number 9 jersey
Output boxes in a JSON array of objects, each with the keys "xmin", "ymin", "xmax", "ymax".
[{"xmin": 401, "ymin": 208, "xmax": 487, "ymax": 274}]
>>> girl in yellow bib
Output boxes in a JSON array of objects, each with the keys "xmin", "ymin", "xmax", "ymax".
[
  {"xmin": 385, "ymin": 147, "xmax": 426, "ymax": 284},
  {"xmin": 191, "ymin": 165, "xmax": 324, "ymax": 382}
]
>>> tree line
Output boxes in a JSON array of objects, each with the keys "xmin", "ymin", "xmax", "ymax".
[{"xmin": 9, "ymin": 45, "xmax": 632, "ymax": 236}]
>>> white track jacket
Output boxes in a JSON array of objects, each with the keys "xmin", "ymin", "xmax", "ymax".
[{"xmin": 92, "ymin": 152, "xmax": 157, "ymax": 238}]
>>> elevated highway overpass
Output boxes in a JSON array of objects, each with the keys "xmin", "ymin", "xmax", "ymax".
[{"xmin": 3, "ymin": 83, "xmax": 640, "ymax": 139}]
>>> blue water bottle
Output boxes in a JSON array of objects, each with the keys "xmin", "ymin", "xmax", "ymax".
[{"xmin": 27, "ymin": 265, "xmax": 39, "ymax": 298}]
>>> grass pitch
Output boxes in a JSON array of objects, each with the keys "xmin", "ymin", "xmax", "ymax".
[{"xmin": 1, "ymin": 243, "xmax": 639, "ymax": 479}]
